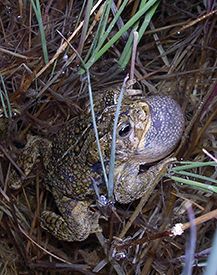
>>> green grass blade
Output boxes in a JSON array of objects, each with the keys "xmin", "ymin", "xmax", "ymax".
[
  {"xmin": 172, "ymin": 161, "xmax": 217, "ymax": 172},
  {"xmin": 84, "ymin": 0, "xmax": 112, "ymax": 62},
  {"xmin": 30, "ymin": 0, "xmax": 49, "ymax": 64},
  {"xmin": 173, "ymin": 170, "xmax": 217, "ymax": 184},
  {"xmin": 170, "ymin": 176, "xmax": 217, "ymax": 193},
  {"xmin": 137, "ymin": 1, "xmax": 159, "ymax": 38},
  {"xmin": 83, "ymin": 0, "xmax": 129, "ymax": 67},
  {"xmin": 77, "ymin": 0, "xmax": 93, "ymax": 55},
  {"xmin": 111, "ymin": 1, "xmax": 128, "ymax": 40},
  {"xmin": 99, "ymin": 0, "xmax": 128, "ymax": 47},
  {"xmin": 117, "ymin": 0, "xmax": 150, "ymax": 68},
  {"xmin": 118, "ymin": 1, "xmax": 159, "ymax": 69},
  {"xmin": 99, "ymin": 0, "xmax": 113, "ymax": 40},
  {"xmin": 82, "ymin": 0, "xmax": 158, "ymax": 73}
]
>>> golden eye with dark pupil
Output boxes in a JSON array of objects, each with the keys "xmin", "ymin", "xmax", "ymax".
[{"xmin": 118, "ymin": 122, "xmax": 131, "ymax": 137}]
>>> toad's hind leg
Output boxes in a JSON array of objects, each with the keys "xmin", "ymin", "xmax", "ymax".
[
  {"xmin": 8, "ymin": 135, "xmax": 52, "ymax": 189},
  {"xmin": 41, "ymin": 188, "xmax": 101, "ymax": 241}
]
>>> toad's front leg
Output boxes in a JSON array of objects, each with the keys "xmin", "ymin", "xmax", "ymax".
[
  {"xmin": 114, "ymin": 158, "xmax": 175, "ymax": 204},
  {"xmin": 41, "ymin": 188, "xmax": 101, "ymax": 241}
]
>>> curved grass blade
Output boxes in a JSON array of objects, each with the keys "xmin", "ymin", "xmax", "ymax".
[
  {"xmin": 108, "ymin": 75, "xmax": 129, "ymax": 201},
  {"xmin": 58, "ymin": 35, "xmax": 109, "ymax": 192},
  {"xmin": 86, "ymin": 71, "xmax": 109, "ymax": 190}
]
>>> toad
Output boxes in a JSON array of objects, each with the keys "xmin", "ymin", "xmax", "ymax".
[{"xmin": 8, "ymin": 88, "xmax": 184, "ymax": 241}]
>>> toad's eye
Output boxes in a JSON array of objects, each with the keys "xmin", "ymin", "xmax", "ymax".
[{"xmin": 118, "ymin": 122, "xmax": 132, "ymax": 137}]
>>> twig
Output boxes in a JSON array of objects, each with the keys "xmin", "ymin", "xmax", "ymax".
[
  {"xmin": 114, "ymin": 208, "xmax": 217, "ymax": 252},
  {"xmin": 0, "ymin": 47, "xmax": 28, "ymax": 59},
  {"xmin": 181, "ymin": 208, "xmax": 217, "ymax": 232}
]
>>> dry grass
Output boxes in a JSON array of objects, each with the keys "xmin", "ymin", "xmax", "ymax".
[{"xmin": 0, "ymin": 0, "xmax": 217, "ymax": 274}]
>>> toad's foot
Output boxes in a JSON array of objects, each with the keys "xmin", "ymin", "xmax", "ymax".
[{"xmin": 41, "ymin": 188, "xmax": 101, "ymax": 241}]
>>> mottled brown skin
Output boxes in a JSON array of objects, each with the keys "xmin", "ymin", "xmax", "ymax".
[{"xmin": 9, "ymin": 88, "xmax": 184, "ymax": 241}]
